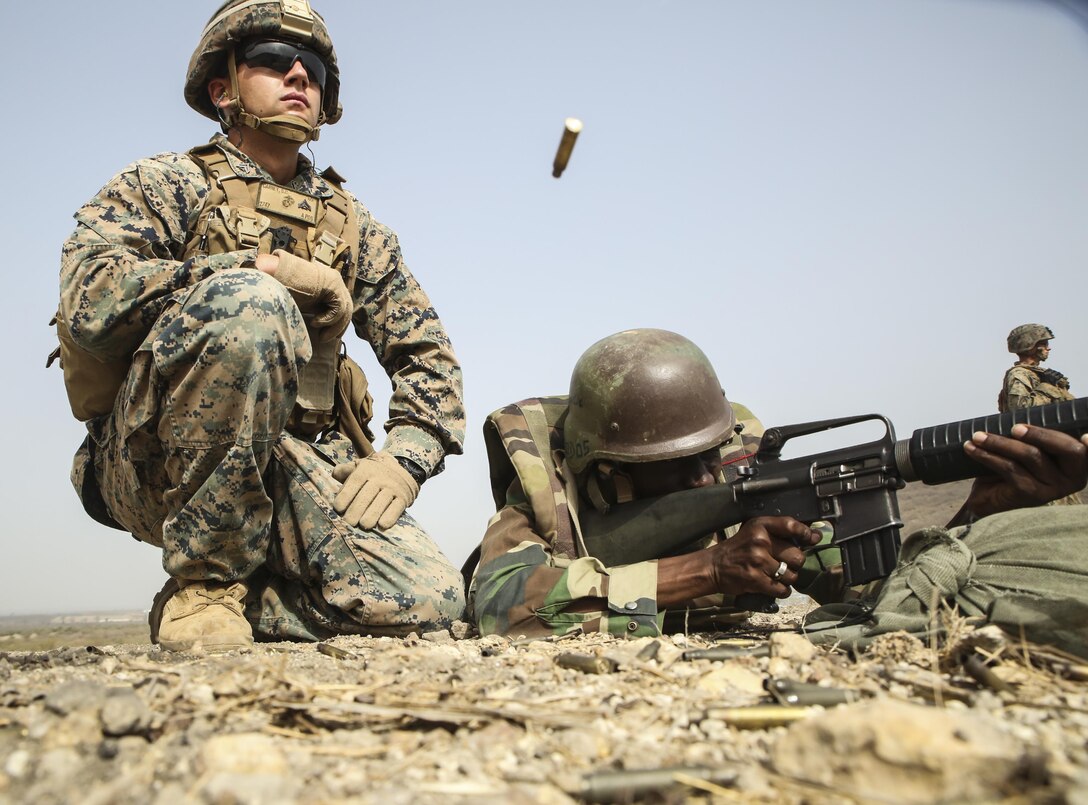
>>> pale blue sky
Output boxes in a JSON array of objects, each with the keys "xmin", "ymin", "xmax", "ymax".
[{"xmin": 3, "ymin": 0, "xmax": 1086, "ymax": 615}]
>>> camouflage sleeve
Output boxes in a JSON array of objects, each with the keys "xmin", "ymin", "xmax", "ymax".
[
  {"xmin": 471, "ymin": 478, "xmax": 663, "ymax": 638},
  {"xmin": 350, "ymin": 207, "xmax": 465, "ymax": 476},
  {"xmin": 59, "ymin": 152, "xmax": 253, "ymax": 362}
]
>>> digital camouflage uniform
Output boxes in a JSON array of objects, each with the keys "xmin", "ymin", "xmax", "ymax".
[
  {"xmin": 468, "ymin": 396, "xmax": 765, "ymax": 638},
  {"xmin": 59, "ymin": 134, "xmax": 466, "ymax": 640}
]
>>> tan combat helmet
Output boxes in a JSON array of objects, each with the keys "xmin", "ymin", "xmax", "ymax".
[
  {"xmin": 564, "ymin": 329, "xmax": 737, "ymax": 474},
  {"xmin": 1007, "ymin": 323, "xmax": 1055, "ymax": 355},
  {"xmin": 185, "ymin": 0, "xmax": 342, "ymax": 144}
]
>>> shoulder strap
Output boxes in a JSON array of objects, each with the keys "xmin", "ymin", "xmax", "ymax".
[{"xmin": 482, "ymin": 396, "xmax": 576, "ymax": 556}]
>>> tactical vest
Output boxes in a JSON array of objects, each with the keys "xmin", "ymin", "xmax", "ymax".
[
  {"xmin": 998, "ymin": 364, "xmax": 1075, "ymax": 412},
  {"xmin": 181, "ymin": 142, "xmax": 360, "ymax": 438},
  {"xmin": 52, "ymin": 143, "xmax": 373, "ymax": 451}
]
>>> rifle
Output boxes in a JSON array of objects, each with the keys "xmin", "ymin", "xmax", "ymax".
[
  {"xmin": 579, "ymin": 396, "xmax": 1088, "ymax": 588},
  {"xmin": 1037, "ymin": 367, "xmax": 1071, "ymax": 391}
]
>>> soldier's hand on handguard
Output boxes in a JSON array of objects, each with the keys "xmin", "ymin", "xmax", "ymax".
[
  {"xmin": 963, "ymin": 425, "xmax": 1088, "ymax": 518},
  {"xmin": 708, "ymin": 516, "xmax": 823, "ymax": 599},
  {"xmin": 258, "ymin": 250, "xmax": 353, "ymax": 342},
  {"xmin": 332, "ymin": 451, "xmax": 420, "ymax": 530}
]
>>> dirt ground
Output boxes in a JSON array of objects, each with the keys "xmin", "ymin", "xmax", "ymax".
[
  {"xmin": 4, "ymin": 482, "xmax": 1086, "ymax": 804},
  {"xmin": 2, "ymin": 602, "xmax": 1087, "ymax": 805}
]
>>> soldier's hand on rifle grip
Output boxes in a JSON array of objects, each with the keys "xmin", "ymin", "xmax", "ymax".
[
  {"xmin": 708, "ymin": 516, "xmax": 822, "ymax": 598},
  {"xmin": 963, "ymin": 425, "xmax": 1088, "ymax": 517}
]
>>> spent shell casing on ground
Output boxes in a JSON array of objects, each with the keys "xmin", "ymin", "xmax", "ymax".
[
  {"xmin": 703, "ymin": 705, "xmax": 815, "ymax": 729},
  {"xmin": 765, "ymin": 678, "xmax": 862, "ymax": 707},
  {"xmin": 316, "ymin": 642, "xmax": 356, "ymax": 660},
  {"xmin": 556, "ymin": 651, "xmax": 618, "ymax": 674},
  {"xmin": 580, "ymin": 766, "xmax": 739, "ymax": 803},
  {"xmin": 552, "ymin": 117, "xmax": 582, "ymax": 178},
  {"xmin": 682, "ymin": 645, "xmax": 770, "ymax": 662}
]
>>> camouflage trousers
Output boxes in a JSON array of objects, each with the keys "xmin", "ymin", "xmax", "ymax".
[{"xmin": 84, "ymin": 269, "xmax": 464, "ymax": 640}]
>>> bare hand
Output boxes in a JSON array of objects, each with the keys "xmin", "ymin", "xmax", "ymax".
[
  {"xmin": 708, "ymin": 516, "xmax": 822, "ymax": 599},
  {"xmin": 963, "ymin": 425, "xmax": 1088, "ymax": 518}
]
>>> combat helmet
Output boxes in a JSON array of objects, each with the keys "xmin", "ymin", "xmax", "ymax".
[
  {"xmin": 1007, "ymin": 323, "xmax": 1055, "ymax": 355},
  {"xmin": 564, "ymin": 329, "xmax": 737, "ymax": 474},
  {"xmin": 185, "ymin": 0, "xmax": 342, "ymax": 143}
]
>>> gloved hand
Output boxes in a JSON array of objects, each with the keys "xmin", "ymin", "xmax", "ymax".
[
  {"xmin": 270, "ymin": 249, "xmax": 353, "ymax": 342},
  {"xmin": 332, "ymin": 451, "xmax": 420, "ymax": 530}
]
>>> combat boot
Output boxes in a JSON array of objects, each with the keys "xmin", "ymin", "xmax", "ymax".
[{"xmin": 149, "ymin": 578, "xmax": 253, "ymax": 653}]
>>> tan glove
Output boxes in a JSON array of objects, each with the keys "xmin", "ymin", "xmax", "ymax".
[
  {"xmin": 332, "ymin": 451, "xmax": 420, "ymax": 530},
  {"xmin": 271, "ymin": 249, "xmax": 353, "ymax": 343}
]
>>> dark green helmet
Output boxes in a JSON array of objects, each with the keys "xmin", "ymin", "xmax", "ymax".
[
  {"xmin": 564, "ymin": 329, "xmax": 736, "ymax": 474},
  {"xmin": 185, "ymin": 0, "xmax": 342, "ymax": 142},
  {"xmin": 1007, "ymin": 323, "xmax": 1054, "ymax": 355}
]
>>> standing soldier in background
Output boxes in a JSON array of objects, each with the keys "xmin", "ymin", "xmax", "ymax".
[
  {"xmin": 53, "ymin": 0, "xmax": 466, "ymax": 651},
  {"xmin": 998, "ymin": 324, "xmax": 1079, "ymax": 505}
]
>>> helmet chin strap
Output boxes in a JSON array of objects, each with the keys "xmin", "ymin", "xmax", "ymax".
[{"xmin": 222, "ymin": 50, "xmax": 323, "ymax": 144}]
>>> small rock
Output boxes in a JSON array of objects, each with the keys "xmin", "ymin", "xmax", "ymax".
[
  {"xmin": 185, "ymin": 683, "xmax": 215, "ymax": 706},
  {"xmin": 4, "ymin": 750, "xmax": 31, "ymax": 779},
  {"xmin": 35, "ymin": 747, "xmax": 83, "ymax": 783},
  {"xmin": 421, "ymin": 629, "xmax": 453, "ymax": 644},
  {"xmin": 766, "ymin": 657, "xmax": 793, "ymax": 679},
  {"xmin": 199, "ymin": 733, "xmax": 297, "ymax": 805},
  {"xmin": 44, "ymin": 680, "xmax": 107, "ymax": 716},
  {"xmin": 100, "ymin": 689, "xmax": 151, "ymax": 736},
  {"xmin": 202, "ymin": 772, "xmax": 299, "ymax": 805},
  {"xmin": 450, "ymin": 621, "xmax": 473, "ymax": 640},
  {"xmin": 772, "ymin": 698, "xmax": 1035, "ymax": 803},
  {"xmin": 200, "ymin": 733, "xmax": 288, "ymax": 775},
  {"xmin": 695, "ymin": 664, "xmax": 765, "ymax": 697},
  {"xmin": 770, "ymin": 632, "xmax": 817, "ymax": 663}
]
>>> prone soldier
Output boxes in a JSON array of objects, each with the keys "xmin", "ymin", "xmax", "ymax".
[{"xmin": 468, "ymin": 328, "xmax": 1088, "ymax": 648}]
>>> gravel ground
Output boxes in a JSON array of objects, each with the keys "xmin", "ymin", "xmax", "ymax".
[{"xmin": 1, "ymin": 602, "xmax": 1086, "ymax": 804}]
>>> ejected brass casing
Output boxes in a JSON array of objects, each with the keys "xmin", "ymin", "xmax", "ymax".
[
  {"xmin": 556, "ymin": 651, "xmax": 618, "ymax": 674},
  {"xmin": 580, "ymin": 766, "xmax": 739, "ymax": 802},
  {"xmin": 552, "ymin": 117, "xmax": 582, "ymax": 178},
  {"xmin": 703, "ymin": 705, "xmax": 815, "ymax": 729}
]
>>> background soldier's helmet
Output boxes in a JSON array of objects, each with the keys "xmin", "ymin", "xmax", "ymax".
[
  {"xmin": 564, "ymin": 329, "xmax": 737, "ymax": 474},
  {"xmin": 185, "ymin": 0, "xmax": 342, "ymax": 139},
  {"xmin": 1007, "ymin": 323, "xmax": 1055, "ymax": 354}
]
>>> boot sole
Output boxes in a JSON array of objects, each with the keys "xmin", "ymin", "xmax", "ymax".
[{"xmin": 158, "ymin": 637, "xmax": 254, "ymax": 654}]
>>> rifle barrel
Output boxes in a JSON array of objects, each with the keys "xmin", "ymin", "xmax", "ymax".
[{"xmin": 895, "ymin": 396, "xmax": 1088, "ymax": 485}]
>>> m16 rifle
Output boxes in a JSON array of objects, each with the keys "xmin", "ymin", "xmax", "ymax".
[{"xmin": 580, "ymin": 397, "xmax": 1088, "ymax": 588}]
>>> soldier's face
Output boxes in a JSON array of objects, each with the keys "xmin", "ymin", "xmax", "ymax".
[
  {"xmin": 625, "ymin": 449, "xmax": 721, "ymax": 499},
  {"xmin": 234, "ymin": 53, "xmax": 322, "ymax": 128},
  {"xmin": 1034, "ymin": 341, "xmax": 1051, "ymax": 361}
]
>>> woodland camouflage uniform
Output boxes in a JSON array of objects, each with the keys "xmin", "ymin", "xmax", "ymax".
[
  {"xmin": 468, "ymin": 396, "xmax": 765, "ymax": 638},
  {"xmin": 56, "ymin": 0, "xmax": 466, "ymax": 640}
]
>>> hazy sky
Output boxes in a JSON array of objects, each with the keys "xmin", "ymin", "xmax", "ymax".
[{"xmin": 4, "ymin": 0, "xmax": 1087, "ymax": 615}]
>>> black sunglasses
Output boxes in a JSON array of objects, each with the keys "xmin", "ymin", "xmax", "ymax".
[{"xmin": 239, "ymin": 39, "xmax": 328, "ymax": 90}]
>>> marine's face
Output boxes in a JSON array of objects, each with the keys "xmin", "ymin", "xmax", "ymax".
[
  {"xmin": 1033, "ymin": 340, "xmax": 1051, "ymax": 362},
  {"xmin": 625, "ymin": 448, "xmax": 722, "ymax": 499},
  {"xmin": 233, "ymin": 39, "xmax": 324, "ymax": 126}
]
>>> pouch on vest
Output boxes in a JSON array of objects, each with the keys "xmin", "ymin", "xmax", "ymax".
[
  {"xmin": 49, "ymin": 313, "xmax": 130, "ymax": 421},
  {"xmin": 332, "ymin": 353, "xmax": 376, "ymax": 458}
]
